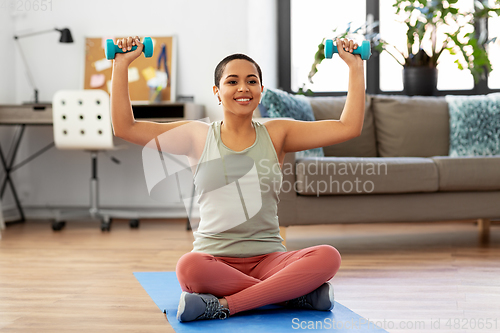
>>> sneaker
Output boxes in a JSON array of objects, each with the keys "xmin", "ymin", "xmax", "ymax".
[
  {"xmin": 285, "ymin": 282, "xmax": 334, "ymax": 311},
  {"xmin": 177, "ymin": 292, "xmax": 230, "ymax": 322}
]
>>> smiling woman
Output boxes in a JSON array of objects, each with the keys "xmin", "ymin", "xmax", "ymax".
[{"xmin": 110, "ymin": 37, "xmax": 363, "ymax": 323}]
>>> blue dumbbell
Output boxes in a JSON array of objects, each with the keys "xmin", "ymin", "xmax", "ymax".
[
  {"xmin": 324, "ymin": 40, "xmax": 371, "ymax": 60},
  {"xmin": 105, "ymin": 37, "xmax": 154, "ymax": 60}
]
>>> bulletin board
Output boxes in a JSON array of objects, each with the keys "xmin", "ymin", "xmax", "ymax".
[{"xmin": 84, "ymin": 36, "xmax": 176, "ymax": 102}]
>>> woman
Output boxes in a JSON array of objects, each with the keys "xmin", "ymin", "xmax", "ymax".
[{"xmin": 111, "ymin": 36, "xmax": 365, "ymax": 322}]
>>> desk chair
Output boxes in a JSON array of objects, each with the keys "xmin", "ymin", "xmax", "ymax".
[{"xmin": 52, "ymin": 90, "xmax": 139, "ymax": 231}]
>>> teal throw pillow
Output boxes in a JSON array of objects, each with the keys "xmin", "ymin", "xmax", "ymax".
[
  {"xmin": 445, "ymin": 93, "xmax": 500, "ymax": 156},
  {"xmin": 261, "ymin": 88, "xmax": 324, "ymax": 158}
]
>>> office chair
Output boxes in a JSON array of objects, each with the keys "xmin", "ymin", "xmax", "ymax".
[{"xmin": 52, "ymin": 90, "xmax": 140, "ymax": 231}]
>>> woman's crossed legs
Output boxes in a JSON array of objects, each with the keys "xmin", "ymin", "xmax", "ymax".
[{"xmin": 176, "ymin": 244, "xmax": 341, "ymax": 315}]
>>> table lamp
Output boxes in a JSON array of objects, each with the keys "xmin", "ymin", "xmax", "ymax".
[{"xmin": 13, "ymin": 28, "xmax": 74, "ymax": 104}]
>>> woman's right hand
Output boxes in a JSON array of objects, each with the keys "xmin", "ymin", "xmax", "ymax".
[{"xmin": 114, "ymin": 36, "xmax": 144, "ymax": 65}]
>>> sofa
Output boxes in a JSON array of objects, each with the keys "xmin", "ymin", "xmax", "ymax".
[{"xmin": 273, "ymin": 94, "xmax": 500, "ymax": 242}]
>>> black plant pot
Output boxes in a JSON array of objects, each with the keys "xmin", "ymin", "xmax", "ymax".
[{"xmin": 403, "ymin": 66, "xmax": 437, "ymax": 96}]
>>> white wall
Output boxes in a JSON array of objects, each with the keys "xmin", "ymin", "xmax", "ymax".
[
  {"xmin": 11, "ymin": 0, "xmax": 277, "ymax": 119},
  {"xmin": 248, "ymin": 0, "xmax": 278, "ymax": 90},
  {"xmin": 1, "ymin": 0, "xmax": 277, "ymax": 213}
]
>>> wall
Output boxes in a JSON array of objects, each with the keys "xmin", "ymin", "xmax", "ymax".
[
  {"xmin": 1, "ymin": 0, "xmax": 277, "ymax": 215},
  {"xmin": 0, "ymin": 7, "xmax": 16, "ymax": 103}
]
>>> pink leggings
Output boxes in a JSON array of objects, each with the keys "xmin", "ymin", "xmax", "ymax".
[{"xmin": 176, "ymin": 245, "xmax": 341, "ymax": 315}]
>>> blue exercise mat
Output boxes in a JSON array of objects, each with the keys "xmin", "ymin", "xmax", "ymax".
[{"xmin": 134, "ymin": 272, "xmax": 388, "ymax": 333}]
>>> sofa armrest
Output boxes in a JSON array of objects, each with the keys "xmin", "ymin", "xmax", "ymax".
[{"xmin": 278, "ymin": 152, "xmax": 298, "ymax": 226}]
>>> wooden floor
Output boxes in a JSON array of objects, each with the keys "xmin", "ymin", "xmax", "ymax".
[{"xmin": 0, "ymin": 218, "xmax": 499, "ymax": 333}]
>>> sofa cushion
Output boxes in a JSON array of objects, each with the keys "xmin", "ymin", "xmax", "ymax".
[
  {"xmin": 445, "ymin": 93, "xmax": 500, "ymax": 156},
  {"xmin": 261, "ymin": 88, "xmax": 324, "ymax": 158},
  {"xmin": 431, "ymin": 156, "xmax": 500, "ymax": 191},
  {"xmin": 307, "ymin": 95, "xmax": 377, "ymax": 157},
  {"xmin": 261, "ymin": 88, "xmax": 315, "ymax": 121},
  {"xmin": 372, "ymin": 95, "xmax": 450, "ymax": 157},
  {"xmin": 294, "ymin": 157, "xmax": 438, "ymax": 196}
]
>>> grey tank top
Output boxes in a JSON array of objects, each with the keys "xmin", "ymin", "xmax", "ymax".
[{"xmin": 191, "ymin": 120, "xmax": 286, "ymax": 257}]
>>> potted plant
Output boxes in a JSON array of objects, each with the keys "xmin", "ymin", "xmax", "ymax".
[
  {"xmin": 305, "ymin": 0, "xmax": 500, "ymax": 96},
  {"xmin": 378, "ymin": 0, "xmax": 499, "ymax": 95}
]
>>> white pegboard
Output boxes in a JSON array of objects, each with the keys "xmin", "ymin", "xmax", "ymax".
[{"xmin": 52, "ymin": 90, "xmax": 114, "ymax": 150}]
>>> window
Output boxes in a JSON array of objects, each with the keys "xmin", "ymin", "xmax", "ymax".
[
  {"xmin": 488, "ymin": 0, "xmax": 500, "ymax": 89},
  {"xmin": 378, "ymin": 0, "xmax": 405, "ymax": 91},
  {"xmin": 290, "ymin": 0, "xmax": 366, "ymax": 92},
  {"xmin": 379, "ymin": 0, "xmax": 475, "ymax": 91},
  {"xmin": 279, "ymin": 0, "xmax": 500, "ymax": 95}
]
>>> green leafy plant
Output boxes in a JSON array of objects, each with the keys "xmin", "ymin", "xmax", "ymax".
[
  {"xmin": 375, "ymin": 0, "xmax": 500, "ymax": 83},
  {"xmin": 304, "ymin": 0, "xmax": 500, "ymax": 91}
]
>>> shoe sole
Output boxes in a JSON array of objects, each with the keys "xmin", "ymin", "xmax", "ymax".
[
  {"xmin": 177, "ymin": 292, "xmax": 188, "ymax": 322},
  {"xmin": 327, "ymin": 282, "xmax": 334, "ymax": 311}
]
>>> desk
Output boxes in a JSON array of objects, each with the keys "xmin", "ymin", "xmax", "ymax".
[
  {"xmin": 0, "ymin": 102, "xmax": 205, "ymax": 222},
  {"xmin": 0, "ymin": 104, "xmax": 53, "ymax": 222}
]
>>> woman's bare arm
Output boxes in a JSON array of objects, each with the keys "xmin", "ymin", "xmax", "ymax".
[
  {"xmin": 110, "ymin": 36, "xmax": 201, "ymax": 155},
  {"xmin": 269, "ymin": 38, "xmax": 365, "ymax": 154}
]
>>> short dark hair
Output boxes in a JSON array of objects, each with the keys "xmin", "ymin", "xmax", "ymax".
[{"xmin": 214, "ymin": 53, "xmax": 262, "ymax": 89}]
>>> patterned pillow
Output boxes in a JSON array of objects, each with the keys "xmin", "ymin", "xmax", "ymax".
[
  {"xmin": 445, "ymin": 93, "xmax": 500, "ymax": 156},
  {"xmin": 261, "ymin": 88, "xmax": 324, "ymax": 158}
]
